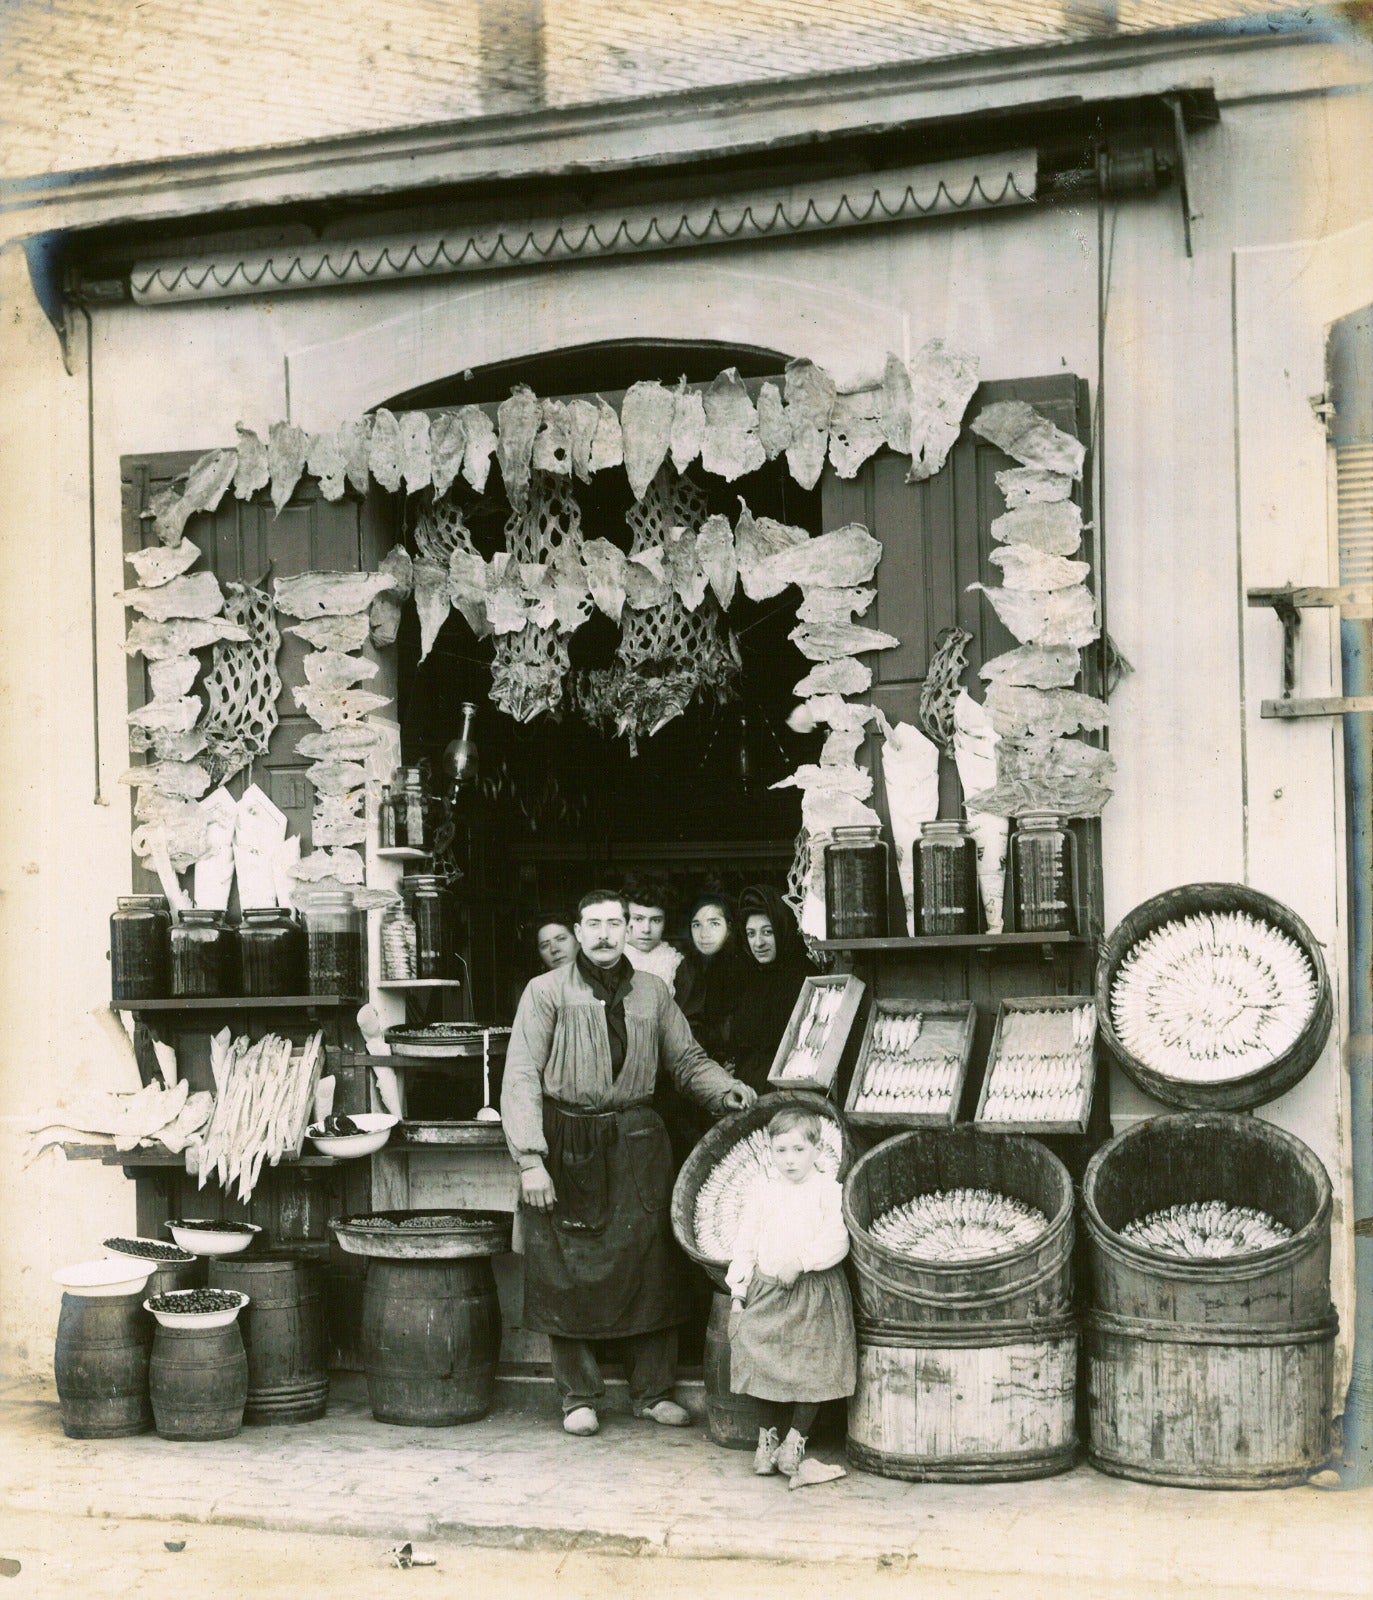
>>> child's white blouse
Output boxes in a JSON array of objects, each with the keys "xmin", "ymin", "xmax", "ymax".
[{"xmin": 725, "ymin": 1170, "xmax": 849, "ymax": 1296}]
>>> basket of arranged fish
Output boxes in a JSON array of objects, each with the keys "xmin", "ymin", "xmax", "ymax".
[
  {"xmin": 766, "ymin": 974, "xmax": 866, "ymax": 1095},
  {"xmin": 1096, "ymin": 882, "xmax": 1332, "ymax": 1112},
  {"xmin": 670, "ymin": 1091, "xmax": 857, "ymax": 1292},
  {"xmin": 844, "ymin": 1000, "xmax": 977, "ymax": 1129},
  {"xmin": 974, "ymin": 997, "xmax": 1097, "ymax": 1135}
]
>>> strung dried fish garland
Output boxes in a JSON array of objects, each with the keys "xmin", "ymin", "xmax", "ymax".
[
  {"xmin": 981, "ymin": 1004, "xmax": 1094, "ymax": 1124},
  {"xmin": 1110, "ymin": 912, "xmax": 1318, "ymax": 1083},
  {"xmin": 693, "ymin": 1122, "xmax": 843, "ymax": 1260},
  {"xmin": 850, "ymin": 1011, "xmax": 967, "ymax": 1115},
  {"xmin": 870, "ymin": 1188, "xmax": 1048, "ymax": 1262},
  {"xmin": 1121, "ymin": 1201, "xmax": 1292, "ymax": 1260},
  {"xmin": 918, "ymin": 626, "xmax": 972, "ymax": 756},
  {"xmin": 490, "ymin": 472, "xmax": 583, "ymax": 724},
  {"xmin": 776, "ymin": 984, "xmax": 845, "ymax": 1081},
  {"xmin": 201, "ymin": 582, "xmax": 281, "ymax": 785}
]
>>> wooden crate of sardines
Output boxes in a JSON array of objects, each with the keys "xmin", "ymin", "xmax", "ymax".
[
  {"xmin": 844, "ymin": 999, "xmax": 977, "ymax": 1129},
  {"xmin": 974, "ymin": 996, "xmax": 1098, "ymax": 1135},
  {"xmin": 767, "ymin": 974, "xmax": 866, "ymax": 1096}
]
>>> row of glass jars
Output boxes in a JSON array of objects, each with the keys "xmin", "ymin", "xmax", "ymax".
[
  {"xmin": 379, "ymin": 874, "xmax": 453, "ymax": 982},
  {"xmin": 109, "ymin": 892, "xmax": 365, "ymax": 1001},
  {"xmin": 824, "ymin": 814, "xmax": 1077, "ymax": 940}
]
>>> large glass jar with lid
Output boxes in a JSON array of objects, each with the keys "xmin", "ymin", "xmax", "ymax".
[
  {"xmin": 1009, "ymin": 812, "xmax": 1077, "ymax": 933},
  {"xmin": 299, "ymin": 889, "xmax": 363, "ymax": 998},
  {"xmin": 238, "ymin": 907, "xmax": 307, "ymax": 996},
  {"xmin": 914, "ymin": 820, "xmax": 980, "ymax": 936},
  {"xmin": 170, "ymin": 909, "xmax": 239, "ymax": 997},
  {"xmin": 824, "ymin": 825, "xmax": 889, "ymax": 940},
  {"xmin": 402, "ymin": 873, "xmax": 449, "ymax": 980},
  {"xmin": 389, "ymin": 767, "xmax": 431, "ymax": 853},
  {"xmin": 110, "ymin": 895, "xmax": 172, "ymax": 1001}
]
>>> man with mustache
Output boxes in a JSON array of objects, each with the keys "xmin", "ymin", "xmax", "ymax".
[{"xmin": 502, "ymin": 889, "xmax": 757, "ymax": 1435}]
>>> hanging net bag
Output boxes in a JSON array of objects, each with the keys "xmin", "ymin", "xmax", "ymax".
[{"xmin": 412, "ymin": 490, "xmax": 476, "ymax": 563}]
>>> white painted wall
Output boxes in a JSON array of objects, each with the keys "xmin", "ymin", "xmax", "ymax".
[{"xmin": 2, "ymin": 52, "xmax": 1370, "ymax": 1382}]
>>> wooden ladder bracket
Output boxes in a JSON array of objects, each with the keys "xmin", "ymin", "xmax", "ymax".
[{"xmin": 1247, "ymin": 585, "xmax": 1373, "ymax": 719}]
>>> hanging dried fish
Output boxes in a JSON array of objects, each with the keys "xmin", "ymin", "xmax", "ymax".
[
  {"xmin": 735, "ymin": 503, "xmax": 807, "ymax": 600},
  {"xmin": 429, "ymin": 410, "xmax": 467, "ymax": 497},
  {"xmin": 339, "ymin": 417, "xmax": 373, "ymax": 496},
  {"xmin": 234, "ymin": 426, "xmax": 270, "ymax": 500},
  {"xmin": 907, "ymin": 339, "xmax": 980, "ymax": 483},
  {"xmin": 496, "ymin": 386, "xmax": 540, "ymax": 509},
  {"xmin": 128, "ymin": 697, "xmax": 200, "ymax": 735},
  {"xmin": 400, "ymin": 411, "xmax": 432, "ymax": 491},
  {"xmin": 880, "ymin": 353, "xmax": 913, "ymax": 453},
  {"xmin": 589, "ymin": 397, "xmax": 624, "ymax": 474},
  {"xmin": 669, "ymin": 381, "xmax": 706, "ymax": 473},
  {"xmin": 126, "ymin": 538, "xmax": 200, "ymax": 589},
  {"xmin": 412, "ymin": 558, "xmax": 451, "ymax": 662},
  {"xmin": 120, "ymin": 572, "xmax": 225, "ymax": 622},
  {"xmin": 580, "ymin": 538, "xmax": 630, "ymax": 623},
  {"xmin": 290, "ymin": 847, "xmax": 364, "ymax": 885},
  {"xmin": 972, "ymin": 401, "xmax": 1086, "ymax": 479},
  {"xmin": 797, "ymin": 587, "xmax": 875, "ymax": 624},
  {"xmin": 827, "ymin": 389, "xmax": 885, "ymax": 479},
  {"xmin": 274, "ymin": 571, "xmax": 395, "ymax": 619},
  {"xmin": 970, "ymin": 582, "xmax": 1098, "ymax": 648},
  {"xmin": 125, "ymin": 617, "xmax": 250, "ymax": 659},
  {"xmin": 784, "ymin": 359, "xmax": 836, "ymax": 491},
  {"xmin": 306, "ymin": 760, "xmax": 368, "ymax": 797},
  {"xmin": 918, "ymin": 626, "xmax": 972, "ymax": 756},
  {"xmin": 794, "ymin": 658, "xmax": 872, "ymax": 697},
  {"xmin": 532, "ymin": 400, "xmax": 573, "ymax": 476},
  {"xmin": 269, "ymin": 422, "xmax": 309, "ymax": 512},
  {"xmin": 147, "ymin": 656, "xmax": 199, "ymax": 700},
  {"xmin": 789, "ymin": 621, "xmax": 899, "ymax": 662},
  {"xmin": 119, "ymin": 761, "xmax": 211, "ymax": 799},
  {"xmin": 620, "ymin": 380, "xmax": 675, "ymax": 500},
  {"xmin": 697, "ymin": 514, "xmax": 737, "ymax": 609},
  {"xmin": 979, "ymin": 644, "xmax": 1080, "ymax": 691},
  {"xmin": 286, "ymin": 613, "xmax": 371, "ymax": 652},
  {"xmin": 304, "ymin": 650, "xmax": 378, "ymax": 689},
  {"xmin": 753, "ymin": 523, "xmax": 881, "ymax": 595},
  {"xmin": 756, "ymin": 381, "xmax": 789, "ymax": 459},
  {"xmin": 663, "ymin": 529, "xmax": 708, "ymax": 611},
  {"xmin": 990, "ymin": 502, "xmax": 1084, "ymax": 555},
  {"xmin": 367, "ymin": 409, "xmax": 404, "ymax": 493},
  {"xmin": 968, "ymin": 734, "xmax": 1115, "ymax": 819},
  {"xmin": 702, "ymin": 369, "xmax": 764, "ymax": 482},
  {"xmin": 567, "ymin": 398, "xmax": 601, "ymax": 482},
  {"xmin": 306, "ymin": 430, "xmax": 348, "ymax": 500},
  {"xmin": 989, "ymin": 545, "xmax": 1090, "ymax": 591},
  {"xmin": 459, "ymin": 405, "xmax": 498, "ymax": 492},
  {"xmin": 996, "ymin": 466, "xmax": 1073, "ymax": 509},
  {"xmin": 291, "ymin": 686, "xmax": 391, "ymax": 728},
  {"xmin": 296, "ymin": 725, "xmax": 384, "ymax": 760},
  {"xmin": 984, "ymin": 684, "xmax": 1109, "ymax": 740}
]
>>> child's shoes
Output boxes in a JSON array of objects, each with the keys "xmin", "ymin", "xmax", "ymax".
[
  {"xmin": 752, "ymin": 1426, "xmax": 780, "ymax": 1475},
  {"xmin": 774, "ymin": 1428, "xmax": 806, "ymax": 1476},
  {"xmin": 788, "ymin": 1457, "xmax": 847, "ymax": 1489}
]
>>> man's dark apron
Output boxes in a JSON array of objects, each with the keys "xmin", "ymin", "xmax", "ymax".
[{"xmin": 520, "ymin": 1100, "xmax": 685, "ymax": 1339}]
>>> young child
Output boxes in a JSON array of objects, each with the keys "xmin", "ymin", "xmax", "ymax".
[{"xmin": 726, "ymin": 1105, "xmax": 856, "ymax": 1487}]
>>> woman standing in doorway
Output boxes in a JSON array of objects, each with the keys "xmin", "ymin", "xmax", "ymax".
[
  {"xmin": 729, "ymin": 886, "xmax": 818, "ymax": 1095},
  {"xmin": 675, "ymin": 894, "xmax": 747, "ymax": 1064}
]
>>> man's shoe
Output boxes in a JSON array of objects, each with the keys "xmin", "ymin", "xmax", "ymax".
[
  {"xmin": 563, "ymin": 1406, "xmax": 600, "ymax": 1436},
  {"xmin": 753, "ymin": 1426, "xmax": 780, "ymax": 1475},
  {"xmin": 636, "ymin": 1398, "xmax": 692, "ymax": 1427}
]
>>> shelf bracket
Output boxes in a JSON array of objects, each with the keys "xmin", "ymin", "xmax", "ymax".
[{"xmin": 1247, "ymin": 584, "xmax": 1373, "ymax": 718}]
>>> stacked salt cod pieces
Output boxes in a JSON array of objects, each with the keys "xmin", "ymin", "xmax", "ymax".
[
  {"xmin": 190, "ymin": 1028, "xmax": 324, "ymax": 1202},
  {"xmin": 870, "ymin": 1189, "xmax": 1049, "ymax": 1263},
  {"xmin": 981, "ymin": 1003, "xmax": 1095, "ymax": 1124},
  {"xmin": 850, "ymin": 1010, "xmax": 967, "ymax": 1115},
  {"xmin": 693, "ymin": 1121, "xmax": 844, "ymax": 1261}
]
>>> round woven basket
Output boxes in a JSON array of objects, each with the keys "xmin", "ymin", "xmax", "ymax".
[
  {"xmin": 1095, "ymin": 882, "xmax": 1332, "ymax": 1112},
  {"xmin": 670, "ymin": 1091, "xmax": 857, "ymax": 1293}
]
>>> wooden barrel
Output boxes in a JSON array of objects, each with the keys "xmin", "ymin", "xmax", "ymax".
[
  {"xmin": 148, "ymin": 1322, "xmax": 248, "ymax": 1441},
  {"xmin": 209, "ymin": 1254, "xmax": 328, "ymax": 1423},
  {"xmin": 147, "ymin": 1259, "xmax": 205, "ymax": 1300},
  {"xmin": 1083, "ymin": 1113, "xmax": 1336, "ymax": 1487},
  {"xmin": 842, "ymin": 1128, "xmax": 1078, "ymax": 1481},
  {"xmin": 361, "ymin": 1258, "xmax": 501, "ymax": 1426},
  {"xmin": 702, "ymin": 1291, "xmax": 767, "ymax": 1450},
  {"xmin": 54, "ymin": 1293, "xmax": 152, "ymax": 1439}
]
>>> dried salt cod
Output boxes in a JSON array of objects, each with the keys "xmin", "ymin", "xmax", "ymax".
[
  {"xmin": 696, "ymin": 514, "xmax": 737, "ymax": 609},
  {"xmin": 702, "ymin": 369, "xmax": 765, "ymax": 482},
  {"xmin": 757, "ymin": 382, "xmax": 789, "ymax": 459},
  {"xmin": 429, "ymin": 410, "xmax": 467, "ymax": 496},
  {"xmin": 532, "ymin": 400, "xmax": 573, "ymax": 476},
  {"xmin": 286, "ymin": 613, "xmax": 370, "ymax": 652},
  {"xmin": 367, "ymin": 409, "xmax": 403, "ymax": 493},
  {"xmin": 972, "ymin": 401, "xmax": 1085, "ymax": 480},
  {"xmin": 984, "ymin": 684, "xmax": 1109, "ymax": 740},
  {"xmin": 969, "ymin": 734, "xmax": 1115, "ymax": 819},
  {"xmin": 789, "ymin": 621, "xmax": 899, "ymax": 661},
  {"xmin": 620, "ymin": 381, "xmax": 675, "ymax": 500},
  {"xmin": 822, "ymin": 729, "xmax": 867, "ymax": 767},
  {"xmin": 579, "ymin": 539, "xmax": 629, "ymax": 623},
  {"xmin": 752, "ymin": 523, "xmax": 880, "ymax": 594},
  {"xmin": 306, "ymin": 760, "xmax": 368, "ymax": 797},
  {"xmin": 459, "ymin": 406, "xmax": 498, "ymax": 492},
  {"xmin": 794, "ymin": 657, "xmax": 872, "ymax": 697},
  {"xmin": 784, "ymin": 359, "xmax": 835, "ymax": 491},
  {"xmin": 274, "ymin": 571, "xmax": 395, "ymax": 619},
  {"xmin": 291, "ymin": 847, "xmax": 365, "ymax": 886},
  {"xmin": 121, "ymin": 572, "xmax": 225, "ymax": 621},
  {"xmin": 126, "ymin": 538, "xmax": 200, "ymax": 589},
  {"xmin": 970, "ymin": 582, "xmax": 1098, "ymax": 648},
  {"xmin": 131, "ymin": 790, "xmax": 200, "ymax": 828},
  {"xmin": 663, "ymin": 530, "xmax": 707, "ymax": 611},
  {"xmin": 907, "ymin": 339, "xmax": 980, "ymax": 482},
  {"xmin": 135, "ymin": 726, "xmax": 209, "ymax": 762},
  {"xmin": 234, "ymin": 426, "xmax": 270, "ymax": 499},
  {"xmin": 735, "ymin": 505, "xmax": 808, "ymax": 600},
  {"xmin": 485, "ymin": 556, "xmax": 531, "ymax": 635},
  {"xmin": 296, "ymin": 725, "xmax": 384, "ymax": 760},
  {"xmin": 801, "ymin": 789, "xmax": 882, "ymax": 839},
  {"xmin": 979, "ymin": 644, "xmax": 1080, "ymax": 691},
  {"xmin": 127, "ymin": 697, "xmax": 200, "ymax": 735},
  {"xmin": 377, "ymin": 544, "xmax": 414, "ymax": 601},
  {"xmin": 339, "ymin": 418, "xmax": 373, "ymax": 496},
  {"xmin": 156, "ymin": 449, "xmax": 237, "ymax": 544},
  {"xmin": 304, "ymin": 650, "xmax": 378, "ymax": 689},
  {"xmin": 567, "ymin": 399, "xmax": 601, "ymax": 483},
  {"xmin": 413, "ymin": 558, "xmax": 452, "ymax": 662},
  {"xmin": 773, "ymin": 763, "xmax": 874, "ymax": 802},
  {"xmin": 448, "ymin": 547, "xmax": 492, "ymax": 635},
  {"xmin": 990, "ymin": 502, "xmax": 1083, "ymax": 556},
  {"xmin": 400, "ymin": 411, "xmax": 432, "ymax": 491},
  {"xmin": 670, "ymin": 382, "xmax": 706, "ymax": 473},
  {"xmin": 989, "ymin": 545, "xmax": 1090, "ymax": 591},
  {"xmin": 624, "ymin": 552, "xmax": 671, "ymax": 610},
  {"xmin": 881, "ymin": 353, "xmax": 913, "ymax": 453},
  {"xmin": 526, "ymin": 547, "xmax": 592, "ymax": 633},
  {"xmin": 131, "ymin": 810, "xmax": 213, "ymax": 873},
  {"xmin": 589, "ymin": 398, "xmax": 624, "ymax": 474},
  {"xmin": 269, "ymin": 422, "xmax": 309, "ymax": 513},
  {"xmin": 312, "ymin": 814, "xmax": 368, "ymax": 849},
  {"xmin": 797, "ymin": 587, "xmax": 875, "ymax": 624},
  {"xmin": 292, "ymin": 686, "xmax": 392, "ymax": 728},
  {"xmin": 497, "ymin": 387, "xmax": 540, "ymax": 509},
  {"xmin": 148, "ymin": 655, "xmax": 199, "ymax": 700},
  {"xmin": 803, "ymin": 694, "xmax": 884, "ymax": 732},
  {"xmin": 307, "ymin": 430, "xmax": 347, "ymax": 501},
  {"xmin": 996, "ymin": 467, "xmax": 1072, "ymax": 509},
  {"xmin": 828, "ymin": 389, "xmax": 885, "ymax": 479},
  {"xmin": 119, "ymin": 761, "xmax": 211, "ymax": 798},
  {"xmin": 125, "ymin": 617, "xmax": 251, "ymax": 659}
]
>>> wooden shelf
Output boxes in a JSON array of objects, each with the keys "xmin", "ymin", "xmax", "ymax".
[
  {"xmin": 819, "ymin": 933, "xmax": 1093, "ymax": 954},
  {"xmin": 115, "ymin": 995, "xmax": 353, "ymax": 1012},
  {"xmin": 60, "ymin": 1144, "xmax": 340, "ymax": 1169},
  {"xmin": 337, "ymin": 1050, "xmax": 496, "ymax": 1071},
  {"xmin": 376, "ymin": 847, "xmax": 431, "ymax": 861},
  {"xmin": 394, "ymin": 1121, "xmax": 508, "ymax": 1150},
  {"xmin": 376, "ymin": 979, "xmax": 463, "ymax": 990}
]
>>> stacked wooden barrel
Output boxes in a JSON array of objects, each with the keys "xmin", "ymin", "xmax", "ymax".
[
  {"xmin": 842, "ymin": 1127, "xmax": 1078, "ymax": 1481},
  {"xmin": 148, "ymin": 1322, "xmax": 249, "ymax": 1441},
  {"xmin": 54, "ymin": 1294, "xmax": 154, "ymax": 1439},
  {"xmin": 209, "ymin": 1253, "xmax": 329, "ymax": 1423}
]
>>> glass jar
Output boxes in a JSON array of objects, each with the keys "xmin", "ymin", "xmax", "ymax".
[
  {"xmin": 380, "ymin": 903, "xmax": 418, "ymax": 982},
  {"xmin": 110, "ymin": 895, "xmax": 171, "ymax": 1001},
  {"xmin": 394, "ymin": 767, "xmax": 431, "ymax": 852},
  {"xmin": 238, "ymin": 907, "xmax": 307, "ymax": 996},
  {"xmin": 403, "ymin": 873, "xmax": 448, "ymax": 980},
  {"xmin": 300, "ymin": 889, "xmax": 363, "ymax": 998},
  {"xmin": 824, "ymin": 825, "xmax": 889, "ymax": 940},
  {"xmin": 915, "ymin": 820, "xmax": 980, "ymax": 936},
  {"xmin": 170, "ymin": 909, "xmax": 238, "ymax": 997},
  {"xmin": 1009, "ymin": 812, "xmax": 1077, "ymax": 934},
  {"xmin": 378, "ymin": 784, "xmax": 396, "ymax": 849}
]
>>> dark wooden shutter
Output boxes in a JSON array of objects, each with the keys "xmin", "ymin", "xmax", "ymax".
[{"xmin": 120, "ymin": 454, "xmax": 399, "ymax": 890}]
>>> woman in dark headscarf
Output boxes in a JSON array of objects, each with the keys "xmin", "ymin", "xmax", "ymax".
[
  {"xmin": 728, "ymin": 885, "xmax": 819, "ymax": 1095},
  {"xmin": 674, "ymin": 892, "xmax": 749, "ymax": 1064}
]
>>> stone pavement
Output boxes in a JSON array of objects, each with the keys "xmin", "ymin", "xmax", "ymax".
[{"xmin": 4, "ymin": 1374, "xmax": 1372, "ymax": 1596}]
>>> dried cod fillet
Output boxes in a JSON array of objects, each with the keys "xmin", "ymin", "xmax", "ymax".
[
  {"xmin": 459, "ymin": 406, "xmax": 498, "ymax": 492},
  {"xmin": 296, "ymin": 725, "xmax": 384, "ymax": 760},
  {"xmin": 623, "ymin": 552, "xmax": 671, "ymax": 610},
  {"xmin": 996, "ymin": 467, "xmax": 1073, "ymax": 509},
  {"xmin": 532, "ymin": 400, "xmax": 573, "ymax": 476},
  {"xmin": 448, "ymin": 547, "xmax": 491, "ymax": 635},
  {"xmin": 968, "ymin": 734, "xmax": 1115, "ymax": 818},
  {"xmin": 802, "ymin": 694, "xmax": 884, "ymax": 732},
  {"xmin": 304, "ymin": 651, "xmax": 378, "ymax": 689},
  {"xmin": 580, "ymin": 539, "xmax": 629, "ymax": 623},
  {"xmin": 907, "ymin": 339, "xmax": 980, "ymax": 482},
  {"xmin": 984, "ymin": 684, "xmax": 1109, "ymax": 739},
  {"xmin": 269, "ymin": 422, "xmax": 309, "ymax": 512},
  {"xmin": 400, "ymin": 411, "xmax": 431, "ymax": 491},
  {"xmin": 756, "ymin": 382, "xmax": 789, "ymax": 459},
  {"xmin": 127, "ymin": 696, "xmax": 201, "ymax": 735},
  {"xmin": 797, "ymin": 587, "xmax": 874, "ymax": 624},
  {"xmin": 989, "ymin": 546, "xmax": 1090, "ymax": 591},
  {"xmin": 368, "ymin": 591, "xmax": 402, "ymax": 650},
  {"xmin": 126, "ymin": 538, "xmax": 200, "ymax": 589},
  {"xmin": 291, "ymin": 848, "xmax": 364, "ymax": 885},
  {"xmin": 670, "ymin": 382, "xmax": 706, "ymax": 473},
  {"xmin": 429, "ymin": 410, "xmax": 467, "ymax": 496},
  {"xmin": 828, "ymin": 389, "xmax": 885, "ymax": 479},
  {"xmin": 979, "ymin": 644, "xmax": 1080, "ymax": 691},
  {"xmin": 148, "ymin": 655, "xmax": 200, "ymax": 700},
  {"xmin": 784, "ymin": 359, "xmax": 836, "ymax": 490},
  {"xmin": 702, "ymin": 369, "xmax": 765, "ymax": 482},
  {"xmin": 234, "ymin": 426, "xmax": 270, "ymax": 499},
  {"xmin": 696, "ymin": 515, "xmax": 737, "ymax": 610},
  {"xmin": 497, "ymin": 387, "xmax": 540, "ymax": 509},
  {"xmin": 306, "ymin": 760, "xmax": 368, "ymax": 797},
  {"xmin": 125, "ymin": 617, "xmax": 251, "ymax": 659},
  {"xmin": 133, "ymin": 789, "xmax": 201, "ymax": 825},
  {"xmin": 292, "ymin": 686, "xmax": 392, "ymax": 728},
  {"xmin": 663, "ymin": 530, "xmax": 708, "ymax": 611},
  {"xmin": 339, "ymin": 418, "xmax": 373, "ymax": 496},
  {"xmin": 990, "ymin": 502, "xmax": 1083, "ymax": 555},
  {"xmin": 821, "ymin": 728, "xmax": 867, "ymax": 767},
  {"xmin": 789, "ymin": 621, "xmax": 899, "ymax": 661},
  {"xmin": 972, "ymin": 401, "xmax": 1085, "ymax": 480},
  {"xmin": 735, "ymin": 505, "xmax": 807, "ymax": 600},
  {"xmin": 485, "ymin": 557, "xmax": 530, "ymax": 635},
  {"xmin": 119, "ymin": 761, "xmax": 211, "ymax": 798},
  {"xmin": 286, "ymin": 613, "xmax": 370, "ymax": 652},
  {"xmin": 751, "ymin": 523, "xmax": 880, "ymax": 594},
  {"xmin": 136, "ymin": 726, "xmax": 210, "ymax": 762},
  {"xmin": 589, "ymin": 398, "xmax": 624, "ymax": 474},
  {"xmin": 307, "ymin": 430, "xmax": 347, "ymax": 500},
  {"xmin": 526, "ymin": 547, "xmax": 592, "ymax": 633},
  {"xmin": 274, "ymin": 571, "xmax": 395, "ymax": 619},
  {"xmin": 377, "ymin": 544, "xmax": 414, "ymax": 601},
  {"xmin": 131, "ymin": 811, "xmax": 212, "ymax": 873},
  {"xmin": 880, "ymin": 353, "xmax": 913, "ymax": 453},
  {"xmin": 773, "ymin": 763, "xmax": 874, "ymax": 801},
  {"xmin": 970, "ymin": 582, "xmax": 1098, "ymax": 648},
  {"xmin": 367, "ymin": 409, "xmax": 403, "ymax": 492},
  {"xmin": 413, "ymin": 558, "xmax": 451, "ymax": 662},
  {"xmin": 567, "ymin": 399, "xmax": 601, "ymax": 483},
  {"xmin": 794, "ymin": 658, "xmax": 872, "ymax": 697},
  {"xmin": 120, "ymin": 572, "xmax": 225, "ymax": 621},
  {"xmin": 620, "ymin": 381, "xmax": 676, "ymax": 500}
]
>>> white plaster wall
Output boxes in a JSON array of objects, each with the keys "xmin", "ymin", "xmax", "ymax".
[{"xmin": 1, "ymin": 60, "xmax": 1370, "ymax": 1380}]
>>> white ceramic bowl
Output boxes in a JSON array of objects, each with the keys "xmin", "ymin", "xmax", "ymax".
[
  {"xmin": 307, "ymin": 1112, "xmax": 399, "ymax": 1160},
  {"xmin": 166, "ymin": 1221, "xmax": 262, "ymax": 1257},
  {"xmin": 53, "ymin": 1259, "xmax": 155, "ymax": 1297},
  {"xmin": 102, "ymin": 1236, "xmax": 196, "ymax": 1267},
  {"xmin": 144, "ymin": 1289, "xmax": 249, "ymax": 1329}
]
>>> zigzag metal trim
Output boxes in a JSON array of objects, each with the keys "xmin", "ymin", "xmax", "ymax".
[{"xmin": 130, "ymin": 153, "xmax": 1036, "ymax": 305}]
